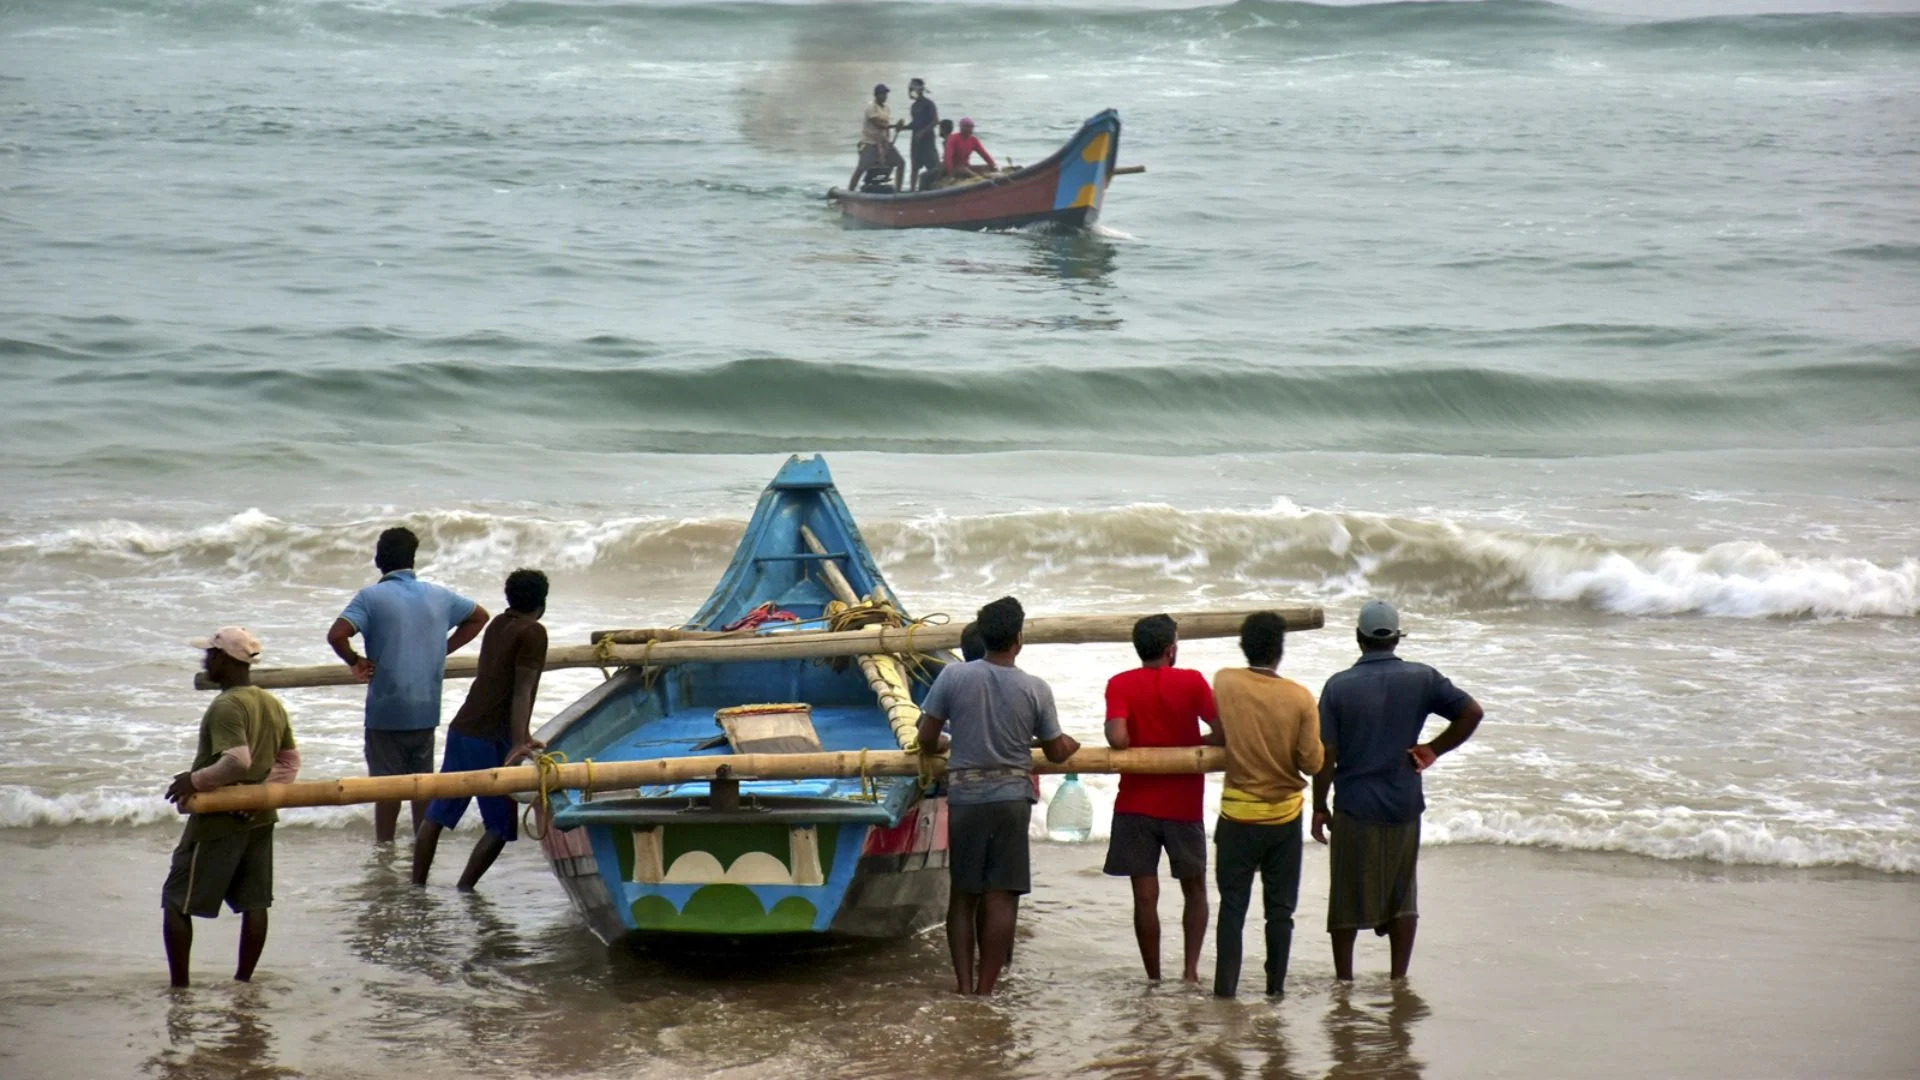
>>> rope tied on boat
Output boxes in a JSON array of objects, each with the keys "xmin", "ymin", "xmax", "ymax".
[
  {"xmin": 855, "ymin": 748, "xmax": 879, "ymax": 803},
  {"xmin": 822, "ymin": 599, "xmax": 949, "ymax": 753},
  {"xmin": 822, "ymin": 598, "xmax": 949, "ymax": 683},
  {"xmin": 523, "ymin": 750, "xmax": 569, "ymax": 840},
  {"xmin": 591, "ymin": 635, "xmax": 665, "ymax": 687},
  {"xmin": 522, "ymin": 751, "xmax": 599, "ymax": 840}
]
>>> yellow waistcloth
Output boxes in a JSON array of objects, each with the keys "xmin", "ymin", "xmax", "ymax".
[{"xmin": 1220, "ymin": 785, "xmax": 1304, "ymax": 825}]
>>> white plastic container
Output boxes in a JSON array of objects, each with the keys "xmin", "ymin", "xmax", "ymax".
[{"xmin": 1045, "ymin": 773, "xmax": 1094, "ymax": 842}]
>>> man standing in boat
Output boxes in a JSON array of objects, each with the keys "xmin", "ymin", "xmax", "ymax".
[
  {"xmin": 413, "ymin": 568, "xmax": 549, "ymax": 891},
  {"xmin": 905, "ymin": 77, "xmax": 939, "ymax": 191},
  {"xmin": 1101, "ymin": 614, "xmax": 1223, "ymax": 984},
  {"xmin": 848, "ymin": 82, "xmax": 906, "ymax": 192},
  {"xmin": 918, "ymin": 596, "xmax": 1080, "ymax": 995},
  {"xmin": 163, "ymin": 627, "xmax": 300, "ymax": 987},
  {"xmin": 327, "ymin": 527, "xmax": 489, "ymax": 844},
  {"xmin": 1313, "ymin": 601, "xmax": 1484, "ymax": 981}
]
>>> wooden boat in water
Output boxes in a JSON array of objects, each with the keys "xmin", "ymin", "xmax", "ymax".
[
  {"xmin": 529, "ymin": 456, "xmax": 953, "ymax": 948},
  {"xmin": 829, "ymin": 109, "xmax": 1124, "ymax": 231}
]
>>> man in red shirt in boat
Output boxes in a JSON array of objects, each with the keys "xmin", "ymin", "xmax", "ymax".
[{"xmin": 943, "ymin": 117, "xmax": 997, "ymax": 180}]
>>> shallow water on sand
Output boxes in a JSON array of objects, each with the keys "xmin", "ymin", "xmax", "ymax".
[{"xmin": 4, "ymin": 828, "xmax": 1916, "ymax": 1080}]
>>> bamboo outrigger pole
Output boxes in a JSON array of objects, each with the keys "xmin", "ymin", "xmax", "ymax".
[
  {"xmin": 179, "ymin": 746, "xmax": 1224, "ymax": 815},
  {"xmin": 796, "ymin": 524, "xmax": 923, "ymax": 752},
  {"xmin": 194, "ymin": 606, "xmax": 1324, "ymax": 690}
]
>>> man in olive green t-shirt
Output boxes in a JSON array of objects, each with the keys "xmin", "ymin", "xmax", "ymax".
[{"xmin": 163, "ymin": 627, "xmax": 300, "ymax": 988}]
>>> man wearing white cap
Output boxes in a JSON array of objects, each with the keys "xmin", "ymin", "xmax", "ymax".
[
  {"xmin": 1311, "ymin": 600, "xmax": 1482, "ymax": 982},
  {"xmin": 162, "ymin": 627, "xmax": 301, "ymax": 988}
]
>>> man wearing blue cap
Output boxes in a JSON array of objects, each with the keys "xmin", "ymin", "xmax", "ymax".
[
  {"xmin": 849, "ymin": 83, "xmax": 907, "ymax": 192},
  {"xmin": 1311, "ymin": 600, "xmax": 1483, "ymax": 981}
]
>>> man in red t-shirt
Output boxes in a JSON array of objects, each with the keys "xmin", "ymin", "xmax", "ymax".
[
  {"xmin": 942, "ymin": 117, "xmax": 997, "ymax": 179},
  {"xmin": 1103, "ymin": 614, "xmax": 1223, "ymax": 983}
]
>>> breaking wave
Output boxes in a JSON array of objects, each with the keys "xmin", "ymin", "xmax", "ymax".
[
  {"xmin": 14, "ymin": 1, "xmax": 1918, "ymax": 61},
  {"xmin": 8, "ymin": 503, "xmax": 1915, "ymax": 619}
]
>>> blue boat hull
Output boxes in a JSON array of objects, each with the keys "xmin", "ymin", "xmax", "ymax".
[{"xmin": 530, "ymin": 457, "xmax": 954, "ymax": 948}]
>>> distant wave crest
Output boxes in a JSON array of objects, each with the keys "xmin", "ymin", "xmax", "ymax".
[{"xmin": 10, "ymin": 0, "xmax": 1918, "ymax": 59}]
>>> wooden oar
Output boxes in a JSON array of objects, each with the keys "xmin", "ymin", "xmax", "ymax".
[
  {"xmin": 1112, "ymin": 165, "xmax": 1146, "ymax": 176},
  {"xmin": 197, "ymin": 606, "xmax": 1323, "ymax": 690},
  {"xmin": 178, "ymin": 745, "xmax": 1223, "ymax": 815}
]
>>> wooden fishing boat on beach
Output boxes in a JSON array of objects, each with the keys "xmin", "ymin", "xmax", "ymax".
[
  {"xmin": 528, "ymin": 456, "xmax": 952, "ymax": 948},
  {"xmin": 178, "ymin": 459, "xmax": 1326, "ymax": 954},
  {"xmin": 828, "ymin": 109, "xmax": 1128, "ymax": 231}
]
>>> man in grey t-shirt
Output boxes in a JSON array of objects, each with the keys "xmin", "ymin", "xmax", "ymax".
[{"xmin": 919, "ymin": 596, "xmax": 1080, "ymax": 995}]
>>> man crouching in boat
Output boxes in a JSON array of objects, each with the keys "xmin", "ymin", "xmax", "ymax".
[
  {"xmin": 918, "ymin": 596, "xmax": 1080, "ymax": 995},
  {"xmin": 412, "ymin": 568, "xmax": 550, "ymax": 891},
  {"xmin": 848, "ymin": 82, "xmax": 906, "ymax": 192},
  {"xmin": 163, "ymin": 628, "xmax": 300, "ymax": 988}
]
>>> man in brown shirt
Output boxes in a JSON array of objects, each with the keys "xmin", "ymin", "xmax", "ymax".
[
  {"xmin": 412, "ymin": 569, "xmax": 549, "ymax": 890},
  {"xmin": 1210, "ymin": 611, "xmax": 1324, "ymax": 997}
]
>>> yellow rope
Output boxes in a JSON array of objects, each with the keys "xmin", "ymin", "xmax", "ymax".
[
  {"xmin": 593, "ymin": 636, "xmax": 618, "ymax": 681},
  {"xmin": 523, "ymin": 750, "xmax": 570, "ymax": 840},
  {"xmin": 856, "ymin": 748, "xmax": 879, "ymax": 803}
]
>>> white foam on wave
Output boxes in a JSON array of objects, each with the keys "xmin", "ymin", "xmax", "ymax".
[
  {"xmin": 1528, "ymin": 541, "xmax": 1920, "ymax": 619},
  {"xmin": 0, "ymin": 787, "xmax": 370, "ymax": 830},
  {"xmin": 1033, "ymin": 772, "xmax": 1916, "ymax": 874},
  {"xmin": 7, "ymin": 502, "xmax": 1916, "ymax": 619},
  {"xmin": 1424, "ymin": 804, "xmax": 1918, "ymax": 874}
]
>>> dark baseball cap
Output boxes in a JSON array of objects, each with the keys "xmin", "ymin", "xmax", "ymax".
[{"xmin": 874, "ymin": 83, "xmax": 889, "ymax": 94}]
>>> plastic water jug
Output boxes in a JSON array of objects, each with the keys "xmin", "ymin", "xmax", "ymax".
[{"xmin": 1046, "ymin": 773, "xmax": 1094, "ymax": 842}]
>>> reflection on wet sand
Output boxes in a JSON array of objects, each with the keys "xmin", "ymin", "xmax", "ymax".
[
  {"xmin": 149, "ymin": 984, "xmax": 295, "ymax": 1080},
  {"xmin": 1326, "ymin": 983, "xmax": 1429, "ymax": 1080}
]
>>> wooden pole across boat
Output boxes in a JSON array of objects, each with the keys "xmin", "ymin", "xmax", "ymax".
[
  {"xmin": 194, "ymin": 606, "xmax": 1323, "ymax": 690},
  {"xmin": 178, "ymin": 745, "xmax": 1223, "ymax": 815}
]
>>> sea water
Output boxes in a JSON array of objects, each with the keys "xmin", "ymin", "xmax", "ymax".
[{"xmin": 2, "ymin": 0, "xmax": 1916, "ymax": 873}]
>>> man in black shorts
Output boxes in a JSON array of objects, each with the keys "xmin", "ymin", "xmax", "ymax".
[
  {"xmin": 1101, "ymin": 615, "xmax": 1222, "ymax": 982},
  {"xmin": 163, "ymin": 627, "xmax": 301, "ymax": 987},
  {"xmin": 918, "ymin": 597, "xmax": 1080, "ymax": 995}
]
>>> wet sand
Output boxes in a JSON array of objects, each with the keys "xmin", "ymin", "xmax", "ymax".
[{"xmin": 1, "ymin": 826, "xmax": 1914, "ymax": 1080}]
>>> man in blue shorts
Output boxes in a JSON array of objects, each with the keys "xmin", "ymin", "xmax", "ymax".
[
  {"xmin": 413, "ymin": 568, "xmax": 549, "ymax": 890},
  {"xmin": 918, "ymin": 596, "xmax": 1080, "ymax": 995},
  {"xmin": 328, "ymin": 526, "xmax": 488, "ymax": 843}
]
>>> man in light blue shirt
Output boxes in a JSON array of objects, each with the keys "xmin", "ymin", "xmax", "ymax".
[{"xmin": 327, "ymin": 527, "xmax": 488, "ymax": 843}]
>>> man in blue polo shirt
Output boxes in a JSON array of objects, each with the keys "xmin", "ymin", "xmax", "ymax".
[
  {"xmin": 1312, "ymin": 600, "xmax": 1482, "ymax": 982},
  {"xmin": 327, "ymin": 527, "xmax": 488, "ymax": 843}
]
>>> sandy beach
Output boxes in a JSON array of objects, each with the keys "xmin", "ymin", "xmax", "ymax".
[{"xmin": 3, "ymin": 825, "xmax": 1913, "ymax": 1080}]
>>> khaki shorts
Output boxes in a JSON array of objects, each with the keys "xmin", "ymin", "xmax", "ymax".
[
  {"xmin": 857, "ymin": 141, "xmax": 904, "ymax": 173},
  {"xmin": 1326, "ymin": 813, "xmax": 1419, "ymax": 931}
]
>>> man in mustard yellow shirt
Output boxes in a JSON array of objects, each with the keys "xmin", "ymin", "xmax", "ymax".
[{"xmin": 1210, "ymin": 611, "xmax": 1324, "ymax": 997}]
